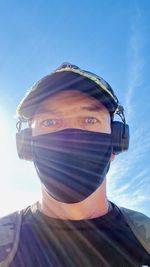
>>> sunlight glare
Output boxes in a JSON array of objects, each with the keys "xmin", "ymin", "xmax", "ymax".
[{"xmin": 0, "ymin": 111, "xmax": 11, "ymax": 165}]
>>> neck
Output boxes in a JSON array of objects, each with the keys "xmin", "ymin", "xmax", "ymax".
[{"xmin": 40, "ymin": 179, "xmax": 110, "ymax": 220}]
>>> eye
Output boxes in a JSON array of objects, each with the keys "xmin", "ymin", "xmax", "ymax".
[
  {"xmin": 84, "ymin": 117, "xmax": 99, "ymax": 124},
  {"xmin": 41, "ymin": 119, "xmax": 56, "ymax": 127}
]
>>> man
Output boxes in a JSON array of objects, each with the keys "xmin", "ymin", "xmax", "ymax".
[{"xmin": 1, "ymin": 63, "xmax": 150, "ymax": 266}]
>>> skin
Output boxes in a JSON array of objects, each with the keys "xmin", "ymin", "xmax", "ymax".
[{"xmin": 32, "ymin": 90, "xmax": 115, "ymax": 220}]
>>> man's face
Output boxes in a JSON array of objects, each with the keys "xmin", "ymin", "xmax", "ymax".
[{"xmin": 31, "ymin": 90, "xmax": 111, "ymax": 136}]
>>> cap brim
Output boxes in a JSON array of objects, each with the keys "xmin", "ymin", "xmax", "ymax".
[{"xmin": 17, "ymin": 71, "xmax": 118, "ymax": 120}]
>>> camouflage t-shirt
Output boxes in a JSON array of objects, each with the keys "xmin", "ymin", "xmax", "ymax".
[{"xmin": 9, "ymin": 202, "xmax": 150, "ymax": 267}]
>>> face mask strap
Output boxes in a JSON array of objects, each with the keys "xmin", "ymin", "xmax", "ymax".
[{"xmin": 16, "ymin": 119, "xmax": 22, "ymax": 133}]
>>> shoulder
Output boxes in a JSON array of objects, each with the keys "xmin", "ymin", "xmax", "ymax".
[
  {"xmin": 0, "ymin": 210, "xmax": 22, "ymax": 244},
  {"xmin": 0, "ymin": 209, "xmax": 23, "ymax": 265},
  {"xmin": 119, "ymin": 206, "xmax": 150, "ymax": 255},
  {"xmin": 119, "ymin": 206, "xmax": 150, "ymax": 233}
]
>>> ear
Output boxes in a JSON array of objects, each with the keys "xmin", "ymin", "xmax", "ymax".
[{"xmin": 111, "ymin": 153, "xmax": 115, "ymax": 161}]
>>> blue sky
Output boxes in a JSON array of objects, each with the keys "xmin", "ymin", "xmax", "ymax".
[{"xmin": 0, "ymin": 0, "xmax": 150, "ymax": 217}]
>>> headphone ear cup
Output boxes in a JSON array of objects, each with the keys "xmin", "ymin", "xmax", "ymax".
[
  {"xmin": 16, "ymin": 128, "xmax": 33, "ymax": 161},
  {"xmin": 111, "ymin": 121, "xmax": 129, "ymax": 155}
]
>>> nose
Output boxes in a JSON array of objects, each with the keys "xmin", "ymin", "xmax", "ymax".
[{"xmin": 62, "ymin": 117, "xmax": 79, "ymax": 129}]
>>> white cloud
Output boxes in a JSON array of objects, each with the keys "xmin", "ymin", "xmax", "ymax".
[
  {"xmin": 125, "ymin": 3, "xmax": 144, "ymax": 121},
  {"xmin": 109, "ymin": 2, "xmax": 150, "ymax": 217},
  {"xmin": 107, "ymin": 130, "xmax": 150, "ymax": 215}
]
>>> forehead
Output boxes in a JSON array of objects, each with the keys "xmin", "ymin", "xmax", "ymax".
[{"xmin": 35, "ymin": 90, "xmax": 109, "ymax": 114}]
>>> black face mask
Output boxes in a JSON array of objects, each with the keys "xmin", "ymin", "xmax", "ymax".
[{"xmin": 32, "ymin": 128, "xmax": 113, "ymax": 203}]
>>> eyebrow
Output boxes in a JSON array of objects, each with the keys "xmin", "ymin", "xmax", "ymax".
[
  {"xmin": 35, "ymin": 108, "xmax": 61, "ymax": 115},
  {"xmin": 81, "ymin": 104, "xmax": 102, "ymax": 112},
  {"xmin": 35, "ymin": 104, "xmax": 102, "ymax": 115}
]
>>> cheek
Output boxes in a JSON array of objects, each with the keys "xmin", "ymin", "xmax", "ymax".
[
  {"xmin": 111, "ymin": 154, "xmax": 115, "ymax": 161},
  {"xmin": 98, "ymin": 116, "xmax": 111, "ymax": 134},
  {"xmin": 31, "ymin": 120, "xmax": 41, "ymax": 136},
  {"xmin": 32, "ymin": 128, "xmax": 39, "ymax": 137},
  {"xmin": 102, "ymin": 125, "xmax": 111, "ymax": 134},
  {"xmin": 105, "ymin": 115, "xmax": 111, "ymax": 133},
  {"xmin": 87, "ymin": 123, "xmax": 111, "ymax": 134}
]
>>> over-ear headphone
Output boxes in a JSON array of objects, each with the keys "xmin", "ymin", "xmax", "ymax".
[
  {"xmin": 16, "ymin": 114, "xmax": 129, "ymax": 161},
  {"xmin": 16, "ymin": 126, "xmax": 32, "ymax": 161},
  {"xmin": 111, "ymin": 121, "xmax": 129, "ymax": 154}
]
